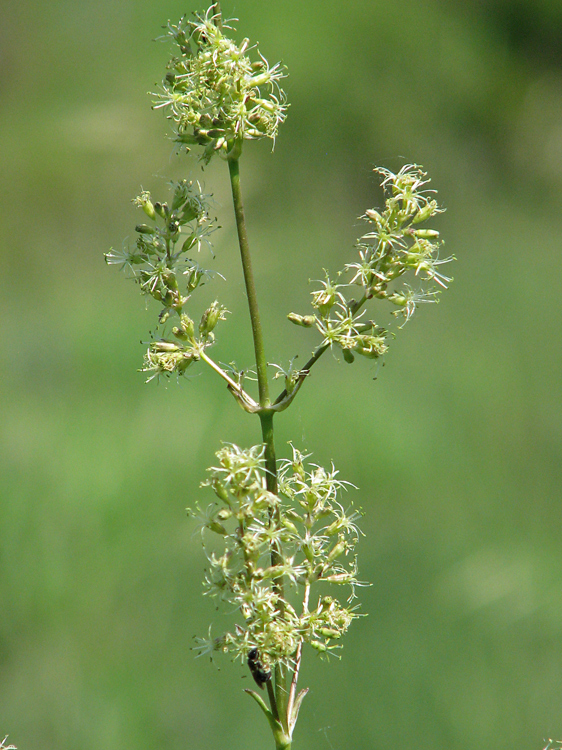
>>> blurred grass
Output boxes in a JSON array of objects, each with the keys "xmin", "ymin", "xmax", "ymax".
[{"xmin": 1, "ymin": 0, "xmax": 562, "ymax": 748}]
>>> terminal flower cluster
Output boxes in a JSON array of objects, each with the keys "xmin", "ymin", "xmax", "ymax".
[
  {"xmin": 289, "ymin": 165, "xmax": 453, "ymax": 363},
  {"xmin": 154, "ymin": 7, "xmax": 287, "ymax": 162},
  {"xmin": 193, "ymin": 444, "xmax": 363, "ymax": 669}
]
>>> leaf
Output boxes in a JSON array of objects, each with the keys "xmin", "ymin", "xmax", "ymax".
[{"xmin": 289, "ymin": 687, "xmax": 309, "ymax": 734}]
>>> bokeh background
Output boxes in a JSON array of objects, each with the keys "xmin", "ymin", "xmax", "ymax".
[{"xmin": 2, "ymin": 0, "xmax": 562, "ymax": 748}]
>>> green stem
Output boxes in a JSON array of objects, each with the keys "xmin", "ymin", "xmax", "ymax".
[
  {"xmin": 211, "ymin": 2, "xmax": 222, "ymax": 29},
  {"xmin": 228, "ymin": 155, "xmax": 270, "ymax": 409},
  {"xmin": 260, "ymin": 411, "xmax": 288, "ymax": 731},
  {"xmin": 227, "ymin": 152, "xmax": 288, "ymax": 733},
  {"xmin": 273, "ymin": 292, "xmax": 370, "ymax": 405}
]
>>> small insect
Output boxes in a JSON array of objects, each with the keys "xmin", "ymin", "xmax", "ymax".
[{"xmin": 247, "ymin": 647, "xmax": 271, "ymax": 690}]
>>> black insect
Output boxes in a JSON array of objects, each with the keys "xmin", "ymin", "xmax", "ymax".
[{"xmin": 247, "ymin": 648, "xmax": 271, "ymax": 690}]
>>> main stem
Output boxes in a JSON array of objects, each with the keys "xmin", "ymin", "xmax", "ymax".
[
  {"xmin": 228, "ymin": 156, "xmax": 270, "ymax": 409},
  {"xmin": 227, "ymin": 153, "xmax": 288, "ymax": 735}
]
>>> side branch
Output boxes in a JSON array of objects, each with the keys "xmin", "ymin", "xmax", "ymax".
[
  {"xmin": 199, "ymin": 350, "xmax": 260, "ymax": 412},
  {"xmin": 273, "ymin": 293, "xmax": 370, "ymax": 405}
]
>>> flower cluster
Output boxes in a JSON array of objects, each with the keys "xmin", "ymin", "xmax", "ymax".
[
  {"xmin": 192, "ymin": 444, "xmax": 364, "ymax": 669},
  {"xmin": 105, "ymin": 179, "xmax": 227, "ymax": 381},
  {"xmin": 289, "ymin": 164, "xmax": 453, "ymax": 363},
  {"xmin": 154, "ymin": 7, "xmax": 287, "ymax": 162}
]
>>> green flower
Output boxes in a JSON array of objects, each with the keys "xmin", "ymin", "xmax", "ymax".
[{"xmin": 154, "ymin": 8, "xmax": 287, "ymax": 161}]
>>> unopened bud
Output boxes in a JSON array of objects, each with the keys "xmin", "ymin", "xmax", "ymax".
[
  {"xmin": 288, "ymin": 313, "xmax": 315, "ymax": 327},
  {"xmin": 412, "ymin": 228, "xmax": 439, "ymax": 239},
  {"xmin": 327, "ymin": 541, "xmax": 346, "ymax": 563},
  {"xmin": 302, "ymin": 543, "xmax": 314, "ymax": 563},
  {"xmin": 162, "ymin": 270, "xmax": 178, "ymax": 291},
  {"xmin": 388, "ymin": 292, "xmax": 407, "ymax": 307},
  {"xmin": 342, "ymin": 348, "xmax": 355, "ymax": 364},
  {"xmin": 135, "ymin": 224, "xmax": 156, "ymax": 235},
  {"xmin": 365, "ymin": 208, "xmax": 382, "ymax": 223},
  {"xmin": 207, "ymin": 520, "xmax": 227, "ymax": 535},
  {"xmin": 171, "ymin": 180, "xmax": 189, "ymax": 210},
  {"xmin": 153, "ymin": 202, "xmax": 168, "ymax": 219},
  {"xmin": 151, "ymin": 340, "xmax": 181, "ymax": 353},
  {"xmin": 318, "ymin": 628, "xmax": 341, "ymax": 639},
  {"xmin": 311, "ymin": 640, "xmax": 327, "ymax": 652},
  {"xmin": 211, "ymin": 479, "xmax": 229, "ymax": 503}
]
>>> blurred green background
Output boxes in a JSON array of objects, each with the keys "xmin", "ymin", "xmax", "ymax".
[{"xmin": 2, "ymin": 0, "xmax": 562, "ymax": 748}]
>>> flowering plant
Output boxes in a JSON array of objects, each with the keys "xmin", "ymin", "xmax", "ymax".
[{"xmin": 106, "ymin": 4, "xmax": 452, "ymax": 748}]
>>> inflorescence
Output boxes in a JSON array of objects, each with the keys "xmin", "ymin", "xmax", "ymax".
[
  {"xmin": 191, "ymin": 444, "xmax": 364, "ymax": 670},
  {"xmin": 154, "ymin": 7, "xmax": 287, "ymax": 162},
  {"xmin": 289, "ymin": 164, "xmax": 454, "ymax": 363},
  {"xmin": 105, "ymin": 179, "xmax": 228, "ymax": 382}
]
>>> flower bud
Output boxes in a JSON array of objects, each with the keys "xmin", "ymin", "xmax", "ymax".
[
  {"xmin": 412, "ymin": 228, "xmax": 439, "ymax": 239},
  {"xmin": 412, "ymin": 200, "xmax": 438, "ymax": 224},
  {"xmin": 199, "ymin": 301, "xmax": 227, "ymax": 336},
  {"xmin": 150, "ymin": 340, "xmax": 181, "ymax": 353},
  {"xmin": 211, "ymin": 478, "xmax": 229, "ymax": 503},
  {"xmin": 281, "ymin": 517, "xmax": 298, "ymax": 535},
  {"xmin": 135, "ymin": 224, "xmax": 156, "ymax": 235},
  {"xmin": 365, "ymin": 208, "xmax": 382, "ymax": 223},
  {"xmin": 327, "ymin": 540, "xmax": 346, "ymax": 563},
  {"xmin": 154, "ymin": 202, "xmax": 169, "ymax": 219},
  {"xmin": 342, "ymin": 348, "xmax": 355, "ymax": 364},
  {"xmin": 302, "ymin": 542, "xmax": 314, "ymax": 563},
  {"xmin": 318, "ymin": 628, "xmax": 341, "ymax": 639},
  {"xmin": 311, "ymin": 640, "xmax": 327, "ymax": 652},
  {"xmin": 180, "ymin": 314, "xmax": 195, "ymax": 338},
  {"xmin": 162, "ymin": 270, "xmax": 178, "ymax": 291},
  {"xmin": 207, "ymin": 520, "xmax": 228, "ymax": 535},
  {"xmin": 288, "ymin": 313, "xmax": 315, "ymax": 327},
  {"xmin": 171, "ymin": 180, "xmax": 189, "ymax": 210}
]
